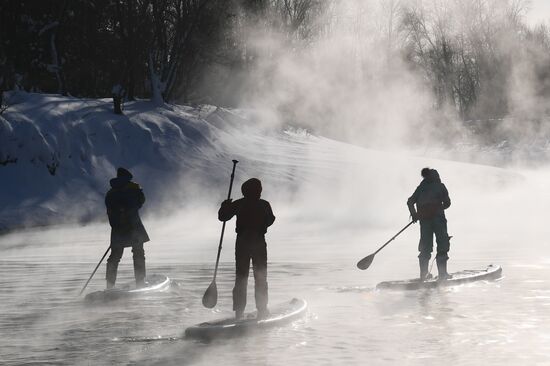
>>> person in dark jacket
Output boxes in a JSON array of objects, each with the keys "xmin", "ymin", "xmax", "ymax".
[
  {"xmin": 218, "ymin": 178, "xmax": 275, "ymax": 320},
  {"xmin": 105, "ymin": 167, "xmax": 150, "ymax": 288},
  {"xmin": 407, "ymin": 168, "xmax": 451, "ymax": 281}
]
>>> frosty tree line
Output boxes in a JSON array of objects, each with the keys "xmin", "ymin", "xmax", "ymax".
[{"xmin": 1, "ymin": 0, "xmax": 549, "ymax": 123}]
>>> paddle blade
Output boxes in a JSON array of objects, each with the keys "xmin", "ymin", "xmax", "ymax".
[
  {"xmin": 357, "ymin": 254, "xmax": 375, "ymax": 270},
  {"xmin": 202, "ymin": 281, "xmax": 218, "ymax": 308}
]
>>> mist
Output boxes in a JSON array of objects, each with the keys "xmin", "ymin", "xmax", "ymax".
[
  {"xmin": 196, "ymin": 0, "xmax": 550, "ymax": 163},
  {"xmin": 2, "ymin": 1, "xmax": 550, "ymax": 365},
  {"xmin": 2, "ymin": 0, "xmax": 550, "ymax": 291}
]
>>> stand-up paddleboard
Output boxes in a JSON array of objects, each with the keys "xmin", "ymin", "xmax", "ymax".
[
  {"xmin": 376, "ymin": 264, "xmax": 502, "ymax": 291},
  {"xmin": 185, "ymin": 298, "xmax": 307, "ymax": 340},
  {"xmin": 84, "ymin": 274, "xmax": 171, "ymax": 303}
]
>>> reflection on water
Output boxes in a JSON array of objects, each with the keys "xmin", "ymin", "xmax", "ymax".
[{"xmin": 1, "ymin": 227, "xmax": 550, "ymax": 366}]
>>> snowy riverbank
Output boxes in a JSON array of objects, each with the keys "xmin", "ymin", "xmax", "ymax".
[
  {"xmin": 0, "ymin": 92, "xmax": 268, "ymax": 231},
  {"xmin": 0, "ymin": 92, "xmax": 530, "ymax": 234}
]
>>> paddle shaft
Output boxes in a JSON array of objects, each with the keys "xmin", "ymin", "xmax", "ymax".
[
  {"xmin": 372, "ymin": 221, "xmax": 414, "ymax": 255},
  {"xmin": 79, "ymin": 245, "xmax": 111, "ymax": 296},
  {"xmin": 212, "ymin": 160, "xmax": 238, "ymax": 280}
]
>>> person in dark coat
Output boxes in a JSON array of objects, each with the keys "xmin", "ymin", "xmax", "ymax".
[
  {"xmin": 105, "ymin": 167, "xmax": 150, "ymax": 288},
  {"xmin": 218, "ymin": 178, "xmax": 275, "ymax": 320},
  {"xmin": 407, "ymin": 168, "xmax": 451, "ymax": 281}
]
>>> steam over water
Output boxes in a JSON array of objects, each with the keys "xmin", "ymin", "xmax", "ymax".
[
  {"xmin": 2, "ymin": 164, "xmax": 550, "ymax": 365},
  {"xmin": 2, "ymin": 0, "xmax": 550, "ymax": 364}
]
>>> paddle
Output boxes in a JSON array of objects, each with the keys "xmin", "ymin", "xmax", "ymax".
[
  {"xmin": 202, "ymin": 159, "xmax": 239, "ymax": 308},
  {"xmin": 78, "ymin": 245, "xmax": 111, "ymax": 296},
  {"xmin": 356, "ymin": 221, "xmax": 415, "ymax": 270}
]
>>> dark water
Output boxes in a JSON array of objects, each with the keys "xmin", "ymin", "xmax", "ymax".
[{"xmin": 1, "ymin": 224, "xmax": 550, "ymax": 366}]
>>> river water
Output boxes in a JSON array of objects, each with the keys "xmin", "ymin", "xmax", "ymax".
[
  {"xmin": 1, "ymin": 213, "xmax": 550, "ymax": 366},
  {"xmin": 2, "ymin": 144, "xmax": 550, "ymax": 365}
]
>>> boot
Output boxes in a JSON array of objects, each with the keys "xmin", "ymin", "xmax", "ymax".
[
  {"xmin": 134, "ymin": 258, "xmax": 146, "ymax": 288},
  {"xmin": 235, "ymin": 310, "xmax": 244, "ymax": 320},
  {"xmin": 106, "ymin": 262, "xmax": 118, "ymax": 289},
  {"xmin": 436, "ymin": 257, "xmax": 451, "ymax": 280},
  {"xmin": 419, "ymin": 257, "xmax": 430, "ymax": 281},
  {"xmin": 257, "ymin": 307, "xmax": 270, "ymax": 320}
]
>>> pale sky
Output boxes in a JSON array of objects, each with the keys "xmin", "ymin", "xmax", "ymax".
[{"xmin": 525, "ymin": 0, "xmax": 550, "ymax": 26}]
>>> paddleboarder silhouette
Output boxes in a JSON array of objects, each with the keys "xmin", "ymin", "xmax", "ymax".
[
  {"xmin": 407, "ymin": 168, "xmax": 452, "ymax": 281},
  {"xmin": 104, "ymin": 167, "xmax": 150, "ymax": 289},
  {"xmin": 218, "ymin": 178, "xmax": 275, "ymax": 320}
]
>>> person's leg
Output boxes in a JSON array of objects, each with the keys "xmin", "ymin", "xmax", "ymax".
[
  {"xmin": 252, "ymin": 239, "xmax": 268, "ymax": 318},
  {"xmin": 434, "ymin": 216, "xmax": 451, "ymax": 279},
  {"xmin": 106, "ymin": 246, "xmax": 124, "ymax": 289},
  {"xmin": 132, "ymin": 243, "xmax": 146, "ymax": 288},
  {"xmin": 418, "ymin": 219, "xmax": 434, "ymax": 280},
  {"xmin": 233, "ymin": 237, "xmax": 251, "ymax": 319}
]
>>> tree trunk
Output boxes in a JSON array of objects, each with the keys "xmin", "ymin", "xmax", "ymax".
[
  {"xmin": 148, "ymin": 54, "xmax": 165, "ymax": 105},
  {"xmin": 112, "ymin": 84, "xmax": 124, "ymax": 114},
  {"xmin": 113, "ymin": 96, "xmax": 123, "ymax": 114}
]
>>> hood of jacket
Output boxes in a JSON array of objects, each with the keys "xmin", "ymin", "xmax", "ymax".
[
  {"xmin": 110, "ymin": 176, "xmax": 131, "ymax": 189},
  {"xmin": 430, "ymin": 169, "xmax": 441, "ymax": 183}
]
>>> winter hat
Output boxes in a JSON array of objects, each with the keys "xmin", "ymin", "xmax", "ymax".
[
  {"xmin": 421, "ymin": 167, "xmax": 431, "ymax": 178},
  {"xmin": 241, "ymin": 178, "xmax": 262, "ymax": 199},
  {"xmin": 117, "ymin": 167, "xmax": 133, "ymax": 180}
]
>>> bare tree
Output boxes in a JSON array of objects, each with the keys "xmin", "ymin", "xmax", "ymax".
[
  {"xmin": 148, "ymin": 0, "xmax": 216, "ymax": 104},
  {"xmin": 38, "ymin": 0, "xmax": 68, "ymax": 96}
]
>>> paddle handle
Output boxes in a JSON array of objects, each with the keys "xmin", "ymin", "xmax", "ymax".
[
  {"xmin": 212, "ymin": 160, "xmax": 238, "ymax": 280},
  {"xmin": 373, "ymin": 221, "xmax": 414, "ymax": 255},
  {"xmin": 79, "ymin": 245, "xmax": 111, "ymax": 296},
  {"xmin": 226, "ymin": 160, "xmax": 238, "ymax": 200}
]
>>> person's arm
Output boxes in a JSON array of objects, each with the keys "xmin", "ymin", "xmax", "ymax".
[
  {"xmin": 265, "ymin": 202, "xmax": 275, "ymax": 227},
  {"xmin": 138, "ymin": 188, "xmax": 145, "ymax": 208},
  {"xmin": 407, "ymin": 186, "xmax": 420, "ymax": 221},
  {"xmin": 441, "ymin": 184, "xmax": 451, "ymax": 210},
  {"xmin": 105, "ymin": 192, "xmax": 111, "ymax": 212},
  {"xmin": 105, "ymin": 191, "xmax": 116, "ymax": 227},
  {"xmin": 218, "ymin": 199, "xmax": 237, "ymax": 222},
  {"xmin": 127, "ymin": 182, "xmax": 145, "ymax": 209}
]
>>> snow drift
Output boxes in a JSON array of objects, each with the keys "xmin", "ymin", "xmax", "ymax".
[
  {"xmin": 0, "ymin": 92, "xmax": 337, "ymax": 231},
  {"xmin": 0, "ymin": 92, "xmax": 523, "ymax": 236}
]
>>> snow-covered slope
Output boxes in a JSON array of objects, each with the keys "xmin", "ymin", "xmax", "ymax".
[
  {"xmin": 0, "ymin": 92, "xmax": 330, "ymax": 230},
  {"xmin": 0, "ymin": 92, "xmax": 522, "ymax": 233}
]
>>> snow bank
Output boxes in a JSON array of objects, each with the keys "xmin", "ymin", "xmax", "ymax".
[
  {"xmin": 0, "ymin": 92, "xmax": 337, "ymax": 231},
  {"xmin": 0, "ymin": 93, "xmax": 223, "ymax": 230},
  {"xmin": 0, "ymin": 92, "xmax": 521, "ymax": 234}
]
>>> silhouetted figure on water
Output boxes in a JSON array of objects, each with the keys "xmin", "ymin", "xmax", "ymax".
[
  {"xmin": 407, "ymin": 168, "xmax": 451, "ymax": 281},
  {"xmin": 218, "ymin": 178, "xmax": 275, "ymax": 320},
  {"xmin": 105, "ymin": 167, "xmax": 150, "ymax": 289}
]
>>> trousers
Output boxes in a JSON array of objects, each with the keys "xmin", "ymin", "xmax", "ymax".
[
  {"xmin": 418, "ymin": 215, "xmax": 450, "ymax": 260},
  {"xmin": 233, "ymin": 233, "xmax": 268, "ymax": 313},
  {"xmin": 106, "ymin": 243, "xmax": 146, "ymax": 287}
]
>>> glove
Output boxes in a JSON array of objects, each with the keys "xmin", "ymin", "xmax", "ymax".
[
  {"xmin": 221, "ymin": 199, "xmax": 233, "ymax": 207},
  {"xmin": 410, "ymin": 212, "xmax": 419, "ymax": 223}
]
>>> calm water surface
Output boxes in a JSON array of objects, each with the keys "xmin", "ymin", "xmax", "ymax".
[{"xmin": 1, "ymin": 224, "xmax": 550, "ymax": 366}]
